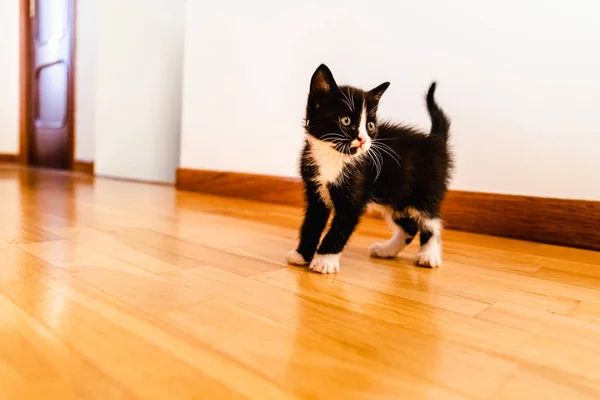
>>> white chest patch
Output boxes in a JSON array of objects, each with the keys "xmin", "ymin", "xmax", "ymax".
[{"xmin": 306, "ymin": 137, "xmax": 352, "ymax": 208}]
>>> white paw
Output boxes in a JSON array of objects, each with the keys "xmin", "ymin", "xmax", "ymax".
[
  {"xmin": 416, "ymin": 243, "xmax": 442, "ymax": 268},
  {"xmin": 369, "ymin": 242, "xmax": 399, "ymax": 258},
  {"xmin": 287, "ymin": 250, "xmax": 309, "ymax": 266},
  {"xmin": 309, "ymin": 253, "xmax": 341, "ymax": 274}
]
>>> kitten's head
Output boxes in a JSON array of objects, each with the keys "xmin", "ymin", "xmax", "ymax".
[{"xmin": 304, "ymin": 64, "xmax": 389, "ymax": 156}]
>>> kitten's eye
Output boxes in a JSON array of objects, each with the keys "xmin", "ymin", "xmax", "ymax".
[
  {"xmin": 340, "ymin": 116, "xmax": 352, "ymax": 126},
  {"xmin": 367, "ymin": 122, "xmax": 376, "ymax": 132}
]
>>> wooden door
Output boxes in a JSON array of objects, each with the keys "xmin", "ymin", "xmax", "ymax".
[{"xmin": 28, "ymin": 0, "xmax": 75, "ymax": 169}]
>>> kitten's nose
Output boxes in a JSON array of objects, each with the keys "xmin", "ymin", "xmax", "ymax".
[{"xmin": 359, "ymin": 137, "xmax": 366, "ymax": 145}]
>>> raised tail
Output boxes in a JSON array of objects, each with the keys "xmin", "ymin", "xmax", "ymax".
[{"xmin": 426, "ymin": 82, "xmax": 450, "ymax": 140}]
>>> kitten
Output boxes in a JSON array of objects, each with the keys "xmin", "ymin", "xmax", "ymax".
[{"xmin": 287, "ymin": 64, "xmax": 453, "ymax": 274}]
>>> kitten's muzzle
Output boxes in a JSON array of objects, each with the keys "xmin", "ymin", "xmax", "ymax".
[{"xmin": 350, "ymin": 138, "xmax": 367, "ymax": 149}]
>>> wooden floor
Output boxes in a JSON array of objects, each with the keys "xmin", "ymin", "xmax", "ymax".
[{"xmin": 1, "ymin": 165, "xmax": 600, "ymax": 400}]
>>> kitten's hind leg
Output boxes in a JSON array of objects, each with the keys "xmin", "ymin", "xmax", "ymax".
[
  {"xmin": 416, "ymin": 217, "xmax": 443, "ymax": 268},
  {"xmin": 369, "ymin": 209, "xmax": 418, "ymax": 258}
]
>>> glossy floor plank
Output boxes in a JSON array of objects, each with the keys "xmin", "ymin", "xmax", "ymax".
[{"xmin": 1, "ymin": 164, "xmax": 600, "ymax": 399}]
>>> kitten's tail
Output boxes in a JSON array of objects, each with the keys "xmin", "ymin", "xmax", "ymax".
[{"xmin": 426, "ymin": 82, "xmax": 450, "ymax": 141}]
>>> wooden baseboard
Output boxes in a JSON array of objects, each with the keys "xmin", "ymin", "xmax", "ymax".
[
  {"xmin": 73, "ymin": 160, "xmax": 94, "ymax": 175},
  {"xmin": 177, "ymin": 169, "xmax": 304, "ymax": 207},
  {"xmin": 176, "ymin": 168, "xmax": 600, "ymax": 251},
  {"xmin": 1, "ymin": 158, "xmax": 95, "ymax": 175},
  {"xmin": 440, "ymin": 191, "xmax": 600, "ymax": 251},
  {"xmin": 0, "ymin": 153, "xmax": 18, "ymax": 163}
]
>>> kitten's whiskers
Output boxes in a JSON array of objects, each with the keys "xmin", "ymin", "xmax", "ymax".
[
  {"xmin": 367, "ymin": 147, "xmax": 383, "ymax": 181},
  {"xmin": 371, "ymin": 140, "xmax": 402, "ymax": 168}
]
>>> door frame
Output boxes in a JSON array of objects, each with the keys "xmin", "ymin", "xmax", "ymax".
[{"xmin": 19, "ymin": 0, "xmax": 77, "ymax": 168}]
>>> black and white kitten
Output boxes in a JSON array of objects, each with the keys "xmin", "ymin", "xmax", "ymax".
[{"xmin": 287, "ymin": 64, "xmax": 453, "ymax": 274}]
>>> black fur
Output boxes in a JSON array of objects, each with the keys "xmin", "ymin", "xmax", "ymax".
[
  {"xmin": 293, "ymin": 64, "xmax": 453, "ymax": 269},
  {"xmin": 420, "ymin": 230, "xmax": 434, "ymax": 246},
  {"xmin": 395, "ymin": 217, "xmax": 419, "ymax": 244}
]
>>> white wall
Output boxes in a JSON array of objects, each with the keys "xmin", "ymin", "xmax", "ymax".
[
  {"xmin": 75, "ymin": 0, "xmax": 96, "ymax": 162},
  {"xmin": 0, "ymin": 0, "xmax": 19, "ymax": 154},
  {"xmin": 94, "ymin": 0, "xmax": 185, "ymax": 183},
  {"xmin": 180, "ymin": 0, "xmax": 600, "ymax": 201}
]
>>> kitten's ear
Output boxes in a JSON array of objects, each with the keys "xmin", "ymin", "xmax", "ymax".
[
  {"xmin": 370, "ymin": 82, "xmax": 390, "ymax": 102},
  {"xmin": 310, "ymin": 64, "xmax": 338, "ymax": 95}
]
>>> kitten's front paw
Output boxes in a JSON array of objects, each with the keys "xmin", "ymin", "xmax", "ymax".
[
  {"xmin": 309, "ymin": 253, "xmax": 341, "ymax": 274},
  {"xmin": 369, "ymin": 242, "xmax": 399, "ymax": 258},
  {"xmin": 416, "ymin": 245, "xmax": 442, "ymax": 268},
  {"xmin": 287, "ymin": 250, "xmax": 309, "ymax": 266}
]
